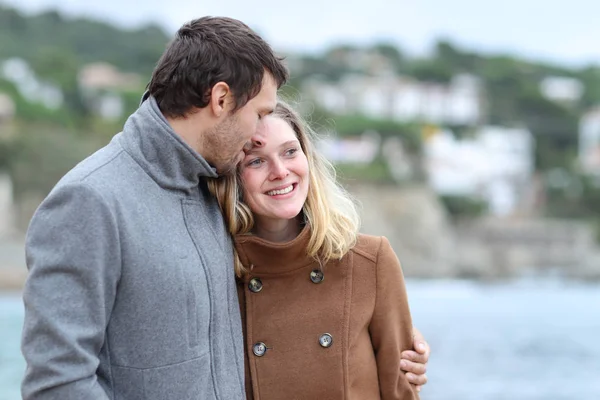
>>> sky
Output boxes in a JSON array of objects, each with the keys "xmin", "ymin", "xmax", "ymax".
[{"xmin": 2, "ymin": 0, "xmax": 600, "ymax": 67}]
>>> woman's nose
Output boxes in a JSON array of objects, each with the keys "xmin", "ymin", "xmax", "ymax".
[{"xmin": 269, "ymin": 159, "xmax": 289, "ymax": 180}]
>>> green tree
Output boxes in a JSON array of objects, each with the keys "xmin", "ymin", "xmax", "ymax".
[
  {"xmin": 371, "ymin": 42, "xmax": 405, "ymax": 69},
  {"xmin": 407, "ymin": 59, "xmax": 453, "ymax": 83}
]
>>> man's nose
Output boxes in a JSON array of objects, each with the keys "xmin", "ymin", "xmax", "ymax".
[{"xmin": 250, "ymin": 131, "xmax": 267, "ymax": 149}]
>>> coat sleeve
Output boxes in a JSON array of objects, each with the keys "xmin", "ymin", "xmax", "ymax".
[
  {"xmin": 369, "ymin": 237, "xmax": 420, "ymax": 400},
  {"xmin": 21, "ymin": 182, "xmax": 121, "ymax": 399}
]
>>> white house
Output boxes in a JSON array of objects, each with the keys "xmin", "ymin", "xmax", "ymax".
[
  {"xmin": 78, "ymin": 62, "xmax": 142, "ymax": 120},
  {"xmin": 0, "ymin": 93, "xmax": 16, "ymax": 123},
  {"xmin": 540, "ymin": 76, "xmax": 583, "ymax": 104},
  {"xmin": 0, "ymin": 172, "xmax": 14, "ymax": 238},
  {"xmin": 316, "ymin": 130, "xmax": 381, "ymax": 164},
  {"xmin": 303, "ymin": 73, "xmax": 483, "ymax": 126},
  {"xmin": 78, "ymin": 62, "xmax": 141, "ymax": 92},
  {"xmin": 424, "ymin": 125, "xmax": 535, "ymax": 216},
  {"xmin": 94, "ymin": 94, "xmax": 125, "ymax": 121},
  {"xmin": 1, "ymin": 58, "xmax": 63, "ymax": 109},
  {"xmin": 579, "ymin": 107, "xmax": 600, "ymax": 175}
]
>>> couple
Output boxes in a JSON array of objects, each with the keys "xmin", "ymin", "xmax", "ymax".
[{"xmin": 21, "ymin": 16, "xmax": 429, "ymax": 399}]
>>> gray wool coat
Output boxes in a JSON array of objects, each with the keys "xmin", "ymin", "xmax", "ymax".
[{"xmin": 21, "ymin": 97, "xmax": 245, "ymax": 399}]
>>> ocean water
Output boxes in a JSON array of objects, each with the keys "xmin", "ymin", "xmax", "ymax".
[
  {"xmin": 407, "ymin": 279, "xmax": 600, "ymax": 400},
  {"xmin": 1, "ymin": 279, "xmax": 599, "ymax": 400},
  {"xmin": 0, "ymin": 294, "xmax": 24, "ymax": 400}
]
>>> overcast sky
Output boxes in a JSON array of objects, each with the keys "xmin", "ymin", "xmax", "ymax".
[{"xmin": 3, "ymin": 0, "xmax": 600, "ymax": 66}]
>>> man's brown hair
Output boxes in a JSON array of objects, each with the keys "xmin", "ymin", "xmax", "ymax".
[{"xmin": 147, "ymin": 16, "xmax": 288, "ymax": 118}]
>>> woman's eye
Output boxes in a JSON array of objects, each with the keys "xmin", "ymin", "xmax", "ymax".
[
  {"xmin": 247, "ymin": 158, "xmax": 263, "ymax": 167},
  {"xmin": 285, "ymin": 148, "xmax": 298, "ymax": 156}
]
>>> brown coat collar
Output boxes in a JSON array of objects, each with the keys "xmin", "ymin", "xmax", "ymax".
[{"xmin": 234, "ymin": 226, "xmax": 315, "ymax": 276}]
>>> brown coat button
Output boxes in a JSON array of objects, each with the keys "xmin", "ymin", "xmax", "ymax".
[
  {"xmin": 319, "ymin": 333, "xmax": 333, "ymax": 348},
  {"xmin": 310, "ymin": 269, "xmax": 324, "ymax": 284},
  {"xmin": 248, "ymin": 278, "xmax": 263, "ymax": 293},
  {"xmin": 253, "ymin": 342, "xmax": 268, "ymax": 357}
]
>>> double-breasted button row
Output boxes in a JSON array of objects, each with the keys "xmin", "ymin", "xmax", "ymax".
[
  {"xmin": 248, "ymin": 269, "xmax": 330, "ymax": 358},
  {"xmin": 248, "ymin": 270, "xmax": 324, "ymax": 294},
  {"xmin": 252, "ymin": 334, "xmax": 333, "ymax": 357}
]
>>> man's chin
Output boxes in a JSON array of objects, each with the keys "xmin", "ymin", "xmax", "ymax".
[{"xmin": 215, "ymin": 162, "xmax": 238, "ymax": 177}]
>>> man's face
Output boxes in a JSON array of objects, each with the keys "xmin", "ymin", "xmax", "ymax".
[{"xmin": 207, "ymin": 73, "xmax": 278, "ymax": 175}]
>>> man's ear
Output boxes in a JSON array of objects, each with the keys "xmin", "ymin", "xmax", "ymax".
[{"xmin": 210, "ymin": 82, "xmax": 232, "ymax": 117}]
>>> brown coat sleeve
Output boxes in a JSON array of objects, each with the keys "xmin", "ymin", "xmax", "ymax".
[{"xmin": 369, "ymin": 237, "xmax": 420, "ymax": 400}]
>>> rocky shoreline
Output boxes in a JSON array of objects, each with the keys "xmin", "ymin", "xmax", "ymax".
[
  {"xmin": 0, "ymin": 267, "xmax": 26, "ymax": 291},
  {"xmin": 0, "ymin": 238, "xmax": 26, "ymax": 290},
  {"xmin": 351, "ymin": 183, "xmax": 600, "ymax": 281},
  {"xmin": 3, "ymin": 182, "xmax": 600, "ymax": 290}
]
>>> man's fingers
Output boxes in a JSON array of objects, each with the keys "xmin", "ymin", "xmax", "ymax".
[
  {"xmin": 416, "ymin": 341, "xmax": 428, "ymax": 354},
  {"xmin": 405, "ymin": 328, "xmax": 430, "ymax": 389},
  {"xmin": 411, "ymin": 327, "xmax": 428, "ymax": 353},
  {"xmin": 400, "ymin": 359, "xmax": 427, "ymax": 375},
  {"xmin": 401, "ymin": 350, "xmax": 429, "ymax": 364},
  {"xmin": 406, "ymin": 372, "xmax": 428, "ymax": 386}
]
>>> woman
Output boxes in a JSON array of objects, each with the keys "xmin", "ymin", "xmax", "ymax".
[{"xmin": 209, "ymin": 101, "xmax": 422, "ymax": 399}]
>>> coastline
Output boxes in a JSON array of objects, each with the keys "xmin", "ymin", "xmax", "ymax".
[
  {"xmin": 0, "ymin": 267, "xmax": 27, "ymax": 291},
  {"xmin": 0, "ymin": 236, "xmax": 26, "ymax": 291}
]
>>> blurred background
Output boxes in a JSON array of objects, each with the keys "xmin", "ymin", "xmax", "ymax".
[{"xmin": 1, "ymin": 1, "xmax": 600, "ymax": 399}]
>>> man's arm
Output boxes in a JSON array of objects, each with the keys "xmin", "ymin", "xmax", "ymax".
[{"xmin": 21, "ymin": 183, "xmax": 121, "ymax": 399}]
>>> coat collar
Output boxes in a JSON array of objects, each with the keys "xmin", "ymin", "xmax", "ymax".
[
  {"xmin": 119, "ymin": 96, "xmax": 218, "ymax": 194},
  {"xmin": 234, "ymin": 226, "xmax": 316, "ymax": 275}
]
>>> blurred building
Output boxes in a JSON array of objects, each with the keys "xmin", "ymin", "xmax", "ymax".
[
  {"xmin": 78, "ymin": 62, "xmax": 141, "ymax": 91},
  {"xmin": 317, "ymin": 130, "xmax": 380, "ymax": 164},
  {"xmin": 381, "ymin": 136, "xmax": 415, "ymax": 182},
  {"xmin": 0, "ymin": 93, "xmax": 16, "ymax": 124},
  {"xmin": 1, "ymin": 58, "xmax": 63, "ymax": 109},
  {"xmin": 0, "ymin": 172, "xmax": 15, "ymax": 238},
  {"xmin": 303, "ymin": 73, "xmax": 483, "ymax": 126},
  {"xmin": 424, "ymin": 125, "xmax": 535, "ymax": 216},
  {"xmin": 539, "ymin": 76, "xmax": 584, "ymax": 105},
  {"xmin": 579, "ymin": 106, "xmax": 600, "ymax": 175},
  {"xmin": 78, "ymin": 62, "xmax": 142, "ymax": 120}
]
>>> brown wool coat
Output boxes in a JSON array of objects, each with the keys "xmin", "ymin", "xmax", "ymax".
[{"xmin": 235, "ymin": 228, "xmax": 420, "ymax": 400}]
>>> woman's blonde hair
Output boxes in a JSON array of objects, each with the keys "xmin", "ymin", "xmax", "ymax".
[{"xmin": 207, "ymin": 100, "xmax": 360, "ymax": 277}]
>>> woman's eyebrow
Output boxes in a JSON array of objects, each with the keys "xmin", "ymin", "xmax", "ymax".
[
  {"xmin": 245, "ymin": 139, "xmax": 299, "ymax": 156},
  {"xmin": 279, "ymin": 140, "xmax": 300, "ymax": 148}
]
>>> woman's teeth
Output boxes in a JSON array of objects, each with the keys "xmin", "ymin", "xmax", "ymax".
[{"xmin": 267, "ymin": 185, "xmax": 293, "ymax": 196}]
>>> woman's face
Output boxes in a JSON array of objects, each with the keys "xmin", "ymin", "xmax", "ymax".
[{"xmin": 239, "ymin": 116, "xmax": 309, "ymax": 227}]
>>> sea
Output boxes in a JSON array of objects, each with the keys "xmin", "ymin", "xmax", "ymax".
[{"xmin": 1, "ymin": 278, "xmax": 599, "ymax": 400}]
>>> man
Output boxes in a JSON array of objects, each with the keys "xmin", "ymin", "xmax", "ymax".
[{"xmin": 21, "ymin": 16, "xmax": 429, "ymax": 399}]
